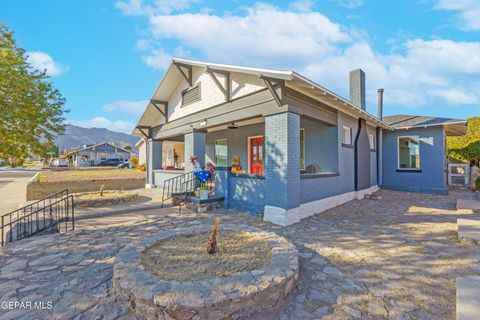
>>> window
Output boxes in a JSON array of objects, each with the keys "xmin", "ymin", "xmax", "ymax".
[
  {"xmin": 215, "ymin": 139, "xmax": 228, "ymax": 167},
  {"xmin": 342, "ymin": 126, "xmax": 352, "ymax": 146},
  {"xmin": 182, "ymin": 85, "xmax": 201, "ymax": 106},
  {"xmin": 398, "ymin": 136, "xmax": 420, "ymax": 170},
  {"xmin": 300, "ymin": 129, "xmax": 305, "ymax": 170},
  {"xmin": 369, "ymin": 134, "xmax": 376, "ymax": 151}
]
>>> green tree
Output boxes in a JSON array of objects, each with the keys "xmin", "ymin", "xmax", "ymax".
[
  {"xmin": 447, "ymin": 117, "xmax": 480, "ymax": 166},
  {"xmin": 0, "ymin": 23, "xmax": 66, "ymax": 165}
]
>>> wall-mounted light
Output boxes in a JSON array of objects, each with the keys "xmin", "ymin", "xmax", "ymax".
[{"xmin": 199, "ymin": 119, "xmax": 207, "ymax": 127}]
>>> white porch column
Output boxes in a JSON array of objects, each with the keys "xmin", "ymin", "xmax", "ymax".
[
  {"xmin": 146, "ymin": 139, "xmax": 162, "ymax": 188},
  {"xmin": 184, "ymin": 129, "xmax": 206, "ymax": 172}
]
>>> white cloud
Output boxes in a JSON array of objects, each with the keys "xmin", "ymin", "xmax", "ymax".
[
  {"xmin": 289, "ymin": 0, "xmax": 315, "ymax": 12},
  {"xmin": 142, "ymin": 48, "xmax": 172, "ymax": 70},
  {"xmin": 435, "ymin": 0, "xmax": 480, "ymax": 31},
  {"xmin": 147, "ymin": 3, "xmax": 351, "ymax": 69},
  {"xmin": 26, "ymin": 51, "xmax": 67, "ymax": 77},
  {"xmin": 333, "ymin": 0, "xmax": 363, "ymax": 9},
  {"xmin": 123, "ymin": 2, "xmax": 480, "ymax": 108},
  {"xmin": 70, "ymin": 117, "xmax": 135, "ymax": 133},
  {"xmin": 115, "ymin": 0, "xmax": 200, "ymax": 15},
  {"xmin": 101, "ymin": 99, "xmax": 149, "ymax": 116}
]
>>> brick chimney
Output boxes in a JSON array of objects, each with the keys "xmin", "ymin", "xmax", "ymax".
[{"xmin": 349, "ymin": 69, "xmax": 366, "ymax": 110}]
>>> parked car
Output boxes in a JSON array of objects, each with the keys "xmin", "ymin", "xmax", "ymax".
[
  {"xmin": 49, "ymin": 158, "xmax": 57, "ymax": 166},
  {"xmin": 117, "ymin": 162, "xmax": 131, "ymax": 169},
  {"xmin": 99, "ymin": 158, "xmax": 122, "ymax": 166},
  {"xmin": 52, "ymin": 159, "xmax": 68, "ymax": 167}
]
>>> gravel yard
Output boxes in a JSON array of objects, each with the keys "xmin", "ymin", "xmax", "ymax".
[{"xmin": 0, "ymin": 189, "xmax": 479, "ymax": 319}]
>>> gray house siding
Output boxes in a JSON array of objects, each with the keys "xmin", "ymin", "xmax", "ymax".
[
  {"xmin": 300, "ymin": 112, "xmax": 358, "ymax": 204},
  {"xmin": 229, "ymin": 176, "xmax": 265, "ymax": 213},
  {"xmin": 382, "ymin": 126, "xmax": 447, "ymax": 194}
]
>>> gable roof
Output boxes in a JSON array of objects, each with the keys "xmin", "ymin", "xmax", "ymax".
[
  {"xmin": 133, "ymin": 58, "xmax": 393, "ymax": 135},
  {"xmin": 383, "ymin": 114, "xmax": 467, "ymax": 136},
  {"xmin": 66, "ymin": 142, "xmax": 132, "ymax": 155}
]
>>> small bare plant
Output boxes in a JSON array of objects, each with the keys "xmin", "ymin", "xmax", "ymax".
[
  {"xmin": 207, "ymin": 217, "xmax": 221, "ymax": 254},
  {"xmin": 99, "ymin": 185, "xmax": 105, "ymax": 197}
]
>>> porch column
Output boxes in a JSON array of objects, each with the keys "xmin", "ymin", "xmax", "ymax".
[
  {"xmin": 263, "ymin": 111, "xmax": 301, "ymax": 226},
  {"xmin": 146, "ymin": 139, "xmax": 162, "ymax": 188},
  {"xmin": 184, "ymin": 129, "xmax": 206, "ymax": 172}
]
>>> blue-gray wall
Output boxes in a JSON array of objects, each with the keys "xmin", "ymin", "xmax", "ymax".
[
  {"xmin": 214, "ymin": 168, "xmax": 265, "ymax": 214},
  {"xmin": 300, "ymin": 112, "xmax": 358, "ymax": 203},
  {"xmin": 301, "ymin": 117, "xmax": 338, "ymax": 172},
  {"xmin": 382, "ymin": 126, "xmax": 447, "ymax": 194}
]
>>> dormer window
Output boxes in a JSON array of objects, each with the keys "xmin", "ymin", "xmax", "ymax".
[{"xmin": 182, "ymin": 84, "xmax": 201, "ymax": 106}]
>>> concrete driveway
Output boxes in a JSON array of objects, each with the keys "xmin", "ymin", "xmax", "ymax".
[{"xmin": 0, "ymin": 169, "xmax": 39, "ymax": 215}]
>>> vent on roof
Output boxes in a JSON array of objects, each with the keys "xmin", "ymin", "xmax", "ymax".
[{"xmin": 182, "ymin": 84, "xmax": 201, "ymax": 106}]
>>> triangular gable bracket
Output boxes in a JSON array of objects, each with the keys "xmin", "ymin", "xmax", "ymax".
[
  {"xmin": 207, "ymin": 67, "xmax": 231, "ymax": 101},
  {"xmin": 173, "ymin": 62, "xmax": 193, "ymax": 87}
]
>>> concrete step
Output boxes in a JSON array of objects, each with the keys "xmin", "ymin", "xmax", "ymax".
[
  {"xmin": 457, "ymin": 276, "xmax": 480, "ymax": 320},
  {"xmin": 457, "ymin": 219, "xmax": 480, "ymax": 244},
  {"xmin": 457, "ymin": 199, "xmax": 480, "ymax": 210}
]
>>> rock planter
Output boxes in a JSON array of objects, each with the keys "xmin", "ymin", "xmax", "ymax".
[
  {"xmin": 113, "ymin": 224, "xmax": 299, "ymax": 320},
  {"xmin": 73, "ymin": 191, "xmax": 138, "ymax": 208}
]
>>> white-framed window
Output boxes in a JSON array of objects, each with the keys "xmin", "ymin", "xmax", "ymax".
[
  {"xmin": 215, "ymin": 139, "xmax": 228, "ymax": 167},
  {"xmin": 369, "ymin": 134, "xmax": 376, "ymax": 151},
  {"xmin": 342, "ymin": 126, "xmax": 352, "ymax": 146},
  {"xmin": 300, "ymin": 128, "xmax": 305, "ymax": 170},
  {"xmin": 398, "ymin": 136, "xmax": 420, "ymax": 170}
]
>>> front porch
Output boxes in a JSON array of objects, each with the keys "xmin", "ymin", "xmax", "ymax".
[{"xmin": 146, "ymin": 112, "xmax": 341, "ymax": 225}]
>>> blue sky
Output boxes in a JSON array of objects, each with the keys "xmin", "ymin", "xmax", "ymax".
[{"xmin": 1, "ymin": 0, "xmax": 479, "ymax": 133}]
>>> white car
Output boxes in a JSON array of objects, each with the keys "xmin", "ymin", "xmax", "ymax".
[{"xmin": 53, "ymin": 159, "xmax": 68, "ymax": 167}]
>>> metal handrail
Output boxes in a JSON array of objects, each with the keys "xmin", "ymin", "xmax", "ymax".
[
  {"xmin": 161, "ymin": 171, "xmax": 194, "ymax": 207},
  {"xmin": 1, "ymin": 192, "xmax": 74, "ymax": 246},
  {"xmin": 1, "ymin": 189, "xmax": 69, "ymax": 219},
  {"xmin": 178, "ymin": 175, "xmax": 215, "ymax": 212}
]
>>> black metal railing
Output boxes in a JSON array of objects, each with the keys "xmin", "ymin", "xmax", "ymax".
[
  {"xmin": 1, "ymin": 190, "xmax": 74, "ymax": 246},
  {"xmin": 161, "ymin": 171, "xmax": 194, "ymax": 207}
]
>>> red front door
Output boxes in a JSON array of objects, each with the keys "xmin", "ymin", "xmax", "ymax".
[{"xmin": 249, "ymin": 137, "xmax": 264, "ymax": 174}]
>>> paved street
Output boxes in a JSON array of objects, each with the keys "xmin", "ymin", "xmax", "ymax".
[
  {"xmin": 0, "ymin": 169, "xmax": 39, "ymax": 215},
  {"xmin": 0, "ymin": 189, "xmax": 480, "ymax": 319}
]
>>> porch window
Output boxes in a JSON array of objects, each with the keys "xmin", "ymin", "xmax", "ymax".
[
  {"xmin": 398, "ymin": 136, "xmax": 420, "ymax": 170},
  {"xmin": 342, "ymin": 126, "xmax": 352, "ymax": 147},
  {"xmin": 369, "ymin": 134, "xmax": 376, "ymax": 151},
  {"xmin": 300, "ymin": 129, "xmax": 305, "ymax": 170},
  {"xmin": 215, "ymin": 139, "xmax": 228, "ymax": 167}
]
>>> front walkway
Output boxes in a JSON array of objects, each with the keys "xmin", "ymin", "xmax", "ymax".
[{"xmin": 1, "ymin": 190, "xmax": 479, "ymax": 319}]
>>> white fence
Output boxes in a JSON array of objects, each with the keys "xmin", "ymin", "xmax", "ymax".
[{"xmin": 448, "ymin": 164, "xmax": 470, "ymax": 187}]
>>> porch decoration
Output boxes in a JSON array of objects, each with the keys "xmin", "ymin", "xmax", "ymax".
[
  {"xmin": 230, "ymin": 155, "xmax": 245, "ymax": 174},
  {"xmin": 190, "ymin": 156, "xmax": 211, "ymax": 199}
]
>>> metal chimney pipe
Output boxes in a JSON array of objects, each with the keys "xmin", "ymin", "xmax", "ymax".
[{"xmin": 377, "ymin": 88, "xmax": 384, "ymax": 120}]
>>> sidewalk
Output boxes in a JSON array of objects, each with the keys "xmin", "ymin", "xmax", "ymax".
[
  {"xmin": 73, "ymin": 187, "xmax": 170, "ymax": 221},
  {"xmin": 0, "ymin": 170, "xmax": 38, "ymax": 215}
]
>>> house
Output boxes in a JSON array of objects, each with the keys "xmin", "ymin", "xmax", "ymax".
[
  {"xmin": 136, "ymin": 138, "xmax": 147, "ymax": 165},
  {"xmin": 66, "ymin": 142, "xmax": 132, "ymax": 166},
  {"xmin": 133, "ymin": 58, "xmax": 466, "ymax": 226}
]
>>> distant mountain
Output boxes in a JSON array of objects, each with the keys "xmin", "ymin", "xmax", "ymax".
[{"xmin": 55, "ymin": 125, "xmax": 140, "ymax": 152}]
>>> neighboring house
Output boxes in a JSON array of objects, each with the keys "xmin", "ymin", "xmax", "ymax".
[
  {"xmin": 66, "ymin": 142, "xmax": 132, "ymax": 166},
  {"xmin": 136, "ymin": 138, "xmax": 147, "ymax": 165},
  {"xmin": 133, "ymin": 58, "xmax": 466, "ymax": 226}
]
